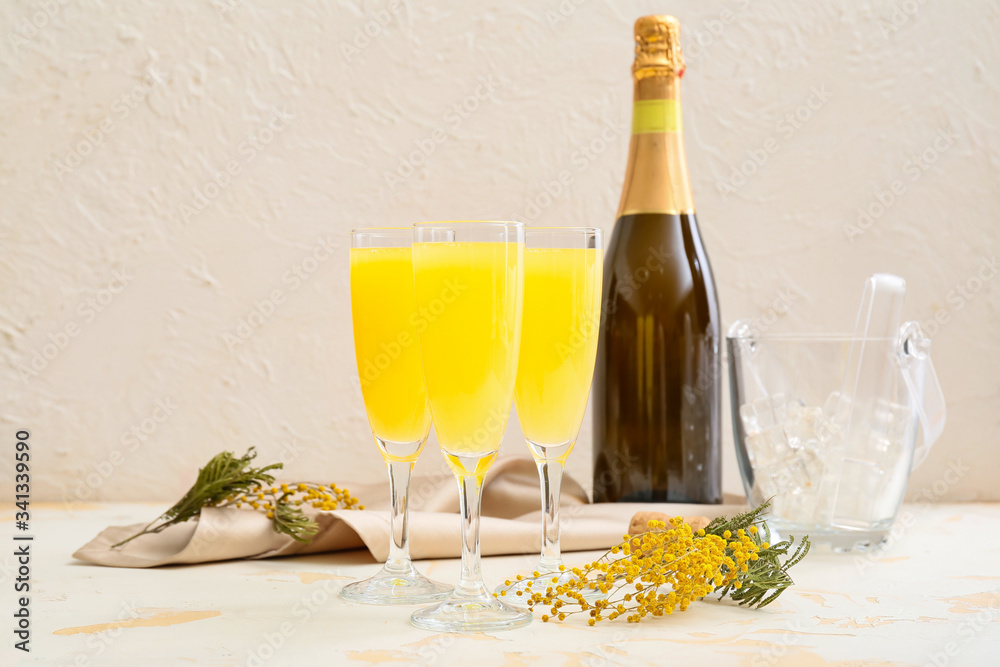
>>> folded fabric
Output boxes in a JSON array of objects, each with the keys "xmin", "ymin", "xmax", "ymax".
[{"xmin": 73, "ymin": 457, "xmax": 744, "ymax": 568}]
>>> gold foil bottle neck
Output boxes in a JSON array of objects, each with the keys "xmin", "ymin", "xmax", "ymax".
[{"xmin": 633, "ymin": 15, "xmax": 684, "ymax": 79}]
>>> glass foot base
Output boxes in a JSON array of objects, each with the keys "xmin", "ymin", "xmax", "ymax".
[
  {"xmin": 411, "ymin": 592, "xmax": 532, "ymax": 632},
  {"xmin": 771, "ymin": 523, "xmax": 889, "ymax": 553},
  {"xmin": 340, "ymin": 564, "xmax": 452, "ymax": 605},
  {"xmin": 494, "ymin": 567, "xmax": 605, "ymax": 603}
]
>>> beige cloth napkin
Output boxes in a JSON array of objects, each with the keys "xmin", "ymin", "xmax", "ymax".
[{"xmin": 73, "ymin": 457, "xmax": 743, "ymax": 568}]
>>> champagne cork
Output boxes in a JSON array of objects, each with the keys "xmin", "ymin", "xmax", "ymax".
[{"xmin": 628, "ymin": 511, "xmax": 710, "ymax": 536}]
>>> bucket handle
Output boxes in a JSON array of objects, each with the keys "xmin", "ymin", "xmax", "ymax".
[{"xmin": 897, "ymin": 321, "xmax": 946, "ymax": 470}]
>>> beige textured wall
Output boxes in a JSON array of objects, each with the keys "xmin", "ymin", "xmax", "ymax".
[{"xmin": 1, "ymin": 0, "xmax": 997, "ymax": 503}]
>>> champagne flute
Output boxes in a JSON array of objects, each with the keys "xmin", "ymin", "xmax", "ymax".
[
  {"xmin": 409, "ymin": 221, "xmax": 532, "ymax": 632},
  {"xmin": 497, "ymin": 227, "xmax": 603, "ymax": 597},
  {"xmin": 340, "ymin": 228, "xmax": 452, "ymax": 605}
]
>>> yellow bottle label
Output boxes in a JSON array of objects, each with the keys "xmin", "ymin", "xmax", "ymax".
[{"xmin": 632, "ymin": 99, "xmax": 682, "ymax": 134}]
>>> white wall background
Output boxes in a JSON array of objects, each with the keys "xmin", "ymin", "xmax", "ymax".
[{"xmin": 1, "ymin": 0, "xmax": 997, "ymax": 504}]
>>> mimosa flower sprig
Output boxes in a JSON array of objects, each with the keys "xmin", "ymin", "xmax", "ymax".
[
  {"xmin": 499, "ymin": 501, "xmax": 809, "ymax": 624},
  {"xmin": 111, "ymin": 448, "xmax": 363, "ymax": 549}
]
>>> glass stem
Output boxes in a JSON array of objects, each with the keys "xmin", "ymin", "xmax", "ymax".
[
  {"xmin": 536, "ymin": 457, "xmax": 565, "ymax": 572},
  {"xmin": 456, "ymin": 473, "xmax": 488, "ymax": 597},
  {"xmin": 384, "ymin": 458, "xmax": 415, "ymax": 573}
]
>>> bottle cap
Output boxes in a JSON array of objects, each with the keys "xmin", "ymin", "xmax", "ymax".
[{"xmin": 633, "ymin": 15, "xmax": 684, "ymax": 78}]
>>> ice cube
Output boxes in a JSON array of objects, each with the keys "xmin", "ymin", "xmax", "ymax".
[
  {"xmin": 740, "ymin": 394, "xmax": 788, "ymax": 434},
  {"xmin": 823, "ymin": 391, "xmax": 851, "ymax": 426},
  {"xmin": 749, "ymin": 469, "xmax": 777, "ymax": 506},
  {"xmin": 752, "ymin": 435, "xmax": 828, "ymax": 521},
  {"xmin": 739, "ymin": 402, "xmax": 761, "ymax": 434},
  {"xmin": 745, "ymin": 426, "xmax": 791, "ymax": 467},
  {"xmin": 768, "ymin": 448, "xmax": 827, "ymax": 522}
]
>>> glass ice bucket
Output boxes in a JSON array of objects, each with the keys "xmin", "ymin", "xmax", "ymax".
[{"xmin": 727, "ymin": 321, "xmax": 946, "ymax": 552}]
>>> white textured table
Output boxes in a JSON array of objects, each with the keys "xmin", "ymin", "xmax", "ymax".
[{"xmin": 5, "ymin": 502, "xmax": 999, "ymax": 666}]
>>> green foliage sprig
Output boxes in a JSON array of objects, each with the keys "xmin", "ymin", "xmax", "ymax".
[
  {"xmin": 498, "ymin": 499, "xmax": 810, "ymax": 624},
  {"xmin": 704, "ymin": 500, "xmax": 811, "ymax": 608},
  {"xmin": 111, "ymin": 448, "xmax": 362, "ymax": 549}
]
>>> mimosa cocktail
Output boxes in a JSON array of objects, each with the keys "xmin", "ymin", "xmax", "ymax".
[
  {"xmin": 411, "ymin": 241, "xmax": 520, "ymax": 469},
  {"xmin": 515, "ymin": 244, "xmax": 602, "ymax": 451},
  {"xmin": 340, "ymin": 229, "xmax": 451, "ymax": 605},
  {"xmin": 409, "ymin": 221, "xmax": 532, "ymax": 633},
  {"xmin": 506, "ymin": 228, "xmax": 602, "ymax": 586},
  {"xmin": 351, "ymin": 246, "xmax": 432, "ymax": 449}
]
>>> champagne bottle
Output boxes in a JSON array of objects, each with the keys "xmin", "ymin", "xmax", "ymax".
[{"xmin": 592, "ymin": 15, "xmax": 721, "ymax": 504}]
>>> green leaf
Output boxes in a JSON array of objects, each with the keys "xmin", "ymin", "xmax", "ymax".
[{"xmin": 112, "ymin": 448, "xmax": 285, "ymax": 548}]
